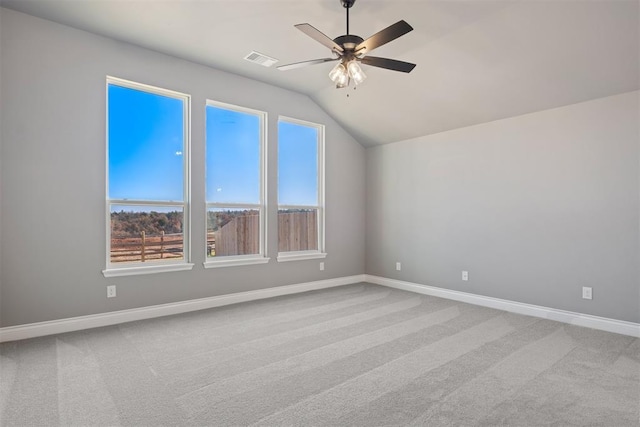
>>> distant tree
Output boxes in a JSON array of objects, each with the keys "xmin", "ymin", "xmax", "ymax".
[{"xmin": 111, "ymin": 210, "xmax": 183, "ymax": 237}]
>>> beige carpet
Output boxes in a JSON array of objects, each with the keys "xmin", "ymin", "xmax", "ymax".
[{"xmin": 1, "ymin": 283, "xmax": 638, "ymax": 426}]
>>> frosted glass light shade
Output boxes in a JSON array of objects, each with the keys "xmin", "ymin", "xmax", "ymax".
[
  {"xmin": 329, "ymin": 62, "xmax": 349, "ymax": 87},
  {"xmin": 347, "ymin": 60, "xmax": 366, "ymax": 85}
]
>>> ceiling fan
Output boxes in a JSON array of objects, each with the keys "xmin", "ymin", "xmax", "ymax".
[{"xmin": 278, "ymin": 0, "xmax": 416, "ymax": 89}]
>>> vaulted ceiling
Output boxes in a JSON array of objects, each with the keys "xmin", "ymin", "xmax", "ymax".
[{"xmin": 2, "ymin": 0, "xmax": 638, "ymax": 146}]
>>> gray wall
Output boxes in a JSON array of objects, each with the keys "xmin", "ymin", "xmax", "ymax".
[
  {"xmin": 366, "ymin": 92, "xmax": 640, "ymax": 323},
  {"xmin": 0, "ymin": 9, "xmax": 366, "ymax": 327},
  {"xmin": 1, "ymin": 7, "xmax": 637, "ymax": 329},
  {"xmin": 0, "ymin": 8, "xmax": 3, "ymax": 305}
]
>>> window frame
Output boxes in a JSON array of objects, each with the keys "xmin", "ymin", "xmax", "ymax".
[
  {"xmin": 276, "ymin": 116, "xmax": 326, "ymax": 262},
  {"xmin": 203, "ymin": 100, "xmax": 269, "ymax": 268},
  {"xmin": 102, "ymin": 76, "xmax": 193, "ymax": 277}
]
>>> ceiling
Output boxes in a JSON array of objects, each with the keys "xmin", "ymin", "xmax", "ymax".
[{"xmin": 1, "ymin": 0, "xmax": 638, "ymax": 146}]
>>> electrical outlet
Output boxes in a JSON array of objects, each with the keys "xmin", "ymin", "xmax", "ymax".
[
  {"xmin": 462, "ymin": 271, "xmax": 469, "ymax": 281},
  {"xmin": 319, "ymin": 262, "xmax": 325, "ymax": 271},
  {"xmin": 582, "ymin": 287, "xmax": 592, "ymax": 300},
  {"xmin": 396, "ymin": 262, "xmax": 401, "ymax": 271},
  {"xmin": 107, "ymin": 285, "xmax": 116, "ymax": 298}
]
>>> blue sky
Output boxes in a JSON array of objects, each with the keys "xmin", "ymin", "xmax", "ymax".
[
  {"xmin": 278, "ymin": 121, "xmax": 318, "ymax": 206},
  {"xmin": 206, "ymin": 106, "xmax": 260, "ymax": 203},
  {"xmin": 109, "ymin": 83, "xmax": 318, "ymax": 207},
  {"xmin": 108, "ymin": 84, "xmax": 184, "ymax": 201}
]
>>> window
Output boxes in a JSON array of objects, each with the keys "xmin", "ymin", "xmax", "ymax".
[
  {"xmin": 277, "ymin": 117, "xmax": 326, "ymax": 262},
  {"xmin": 103, "ymin": 77, "xmax": 192, "ymax": 277},
  {"xmin": 204, "ymin": 101, "xmax": 268, "ymax": 268}
]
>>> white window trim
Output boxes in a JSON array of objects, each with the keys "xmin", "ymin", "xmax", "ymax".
[
  {"xmin": 103, "ymin": 77, "xmax": 192, "ymax": 277},
  {"xmin": 203, "ymin": 100, "xmax": 268, "ymax": 269},
  {"xmin": 103, "ymin": 263, "xmax": 195, "ymax": 278},
  {"xmin": 277, "ymin": 116, "xmax": 325, "ymax": 261},
  {"xmin": 204, "ymin": 255, "xmax": 270, "ymax": 269},
  {"xmin": 277, "ymin": 251, "xmax": 327, "ymax": 263}
]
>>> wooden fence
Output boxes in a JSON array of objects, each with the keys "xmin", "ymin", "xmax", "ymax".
[
  {"xmin": 110, "ymin": 231, "xmax": 183, "ymax": 263},
  {"xmin": 209, "ymin": 214, "xmax": 259, "ymax": 256},
  {"xmin": 111, "ymin": 211, "xmax": 318, "ymax": 262},
  {"xmin": 278, "ymin": 210, "xmax": 317, "ymax": 253},
  {"xmin": 207, "ymin": 210, "xmax": 318, "ymax": 257}
]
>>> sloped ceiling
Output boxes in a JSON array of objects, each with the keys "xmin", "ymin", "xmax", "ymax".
[{"xmin": 1, "ymin": 0, "xmax": 638, "ymax": 146}]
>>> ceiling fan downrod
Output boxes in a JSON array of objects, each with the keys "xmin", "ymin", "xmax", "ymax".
[{"xmin": 341, "ymin": 0, "xmax": 356, "ymax": 35}]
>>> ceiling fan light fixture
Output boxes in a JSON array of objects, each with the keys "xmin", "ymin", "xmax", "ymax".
[
  {"xmin": 329, "ymin": 62, "xmax": 349, "ymax": 87},
  {"xmin": 347, "ymin": 60, "xmax": 366, "ymax": 85},
  {"xmin": 335, "ymin": 77, "xmax": 349, "ymax": 89}
]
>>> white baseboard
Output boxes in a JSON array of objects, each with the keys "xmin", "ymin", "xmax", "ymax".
[
  {"xmin": 0, "ymin": 274, "xmax": 366, "ymax": 343},
  {"xmin": 3, "ymin": 273, "xmax": 637, "ymax": 342},
  {"xmin": 366, "ymin": 275, "xmax": 640, "ymax": 338}
]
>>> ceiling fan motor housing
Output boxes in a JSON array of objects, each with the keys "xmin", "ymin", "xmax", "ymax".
[{"xmin": 333, "ymin": 34, "xmax": 364, "ymax": 52}]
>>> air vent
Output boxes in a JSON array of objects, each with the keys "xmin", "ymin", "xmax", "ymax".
[{"xmin": 244, "ymin": 51, "xmax": 278, "ymax": 67}]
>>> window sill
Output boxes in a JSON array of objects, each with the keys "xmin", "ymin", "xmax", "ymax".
[
  {"xmin": 277, "ymin": 251, "xmax": 327, "ymax": 262},
  {"xmin": 102, "ymin": 263, "xmax": 195, "ymax": 277},
  {"xmin": 203, "ymin": 256, "xmax": 270, "ymax": 269}
]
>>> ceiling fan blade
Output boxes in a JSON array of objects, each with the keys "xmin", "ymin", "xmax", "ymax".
[
  {"xmin": 360, "ymin": 56, "xmax": 416, "ymax": 73},
  {"xmin": 355, "ymin": 20, "xmax": 413, "ymax": 55},
  {"xmin": 295, "ymin": 23, "xmax": 344, "ymax": 53},
  {"xmin": 277, "ymin": 57, "xmax": 339, "ymax": 71}
]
